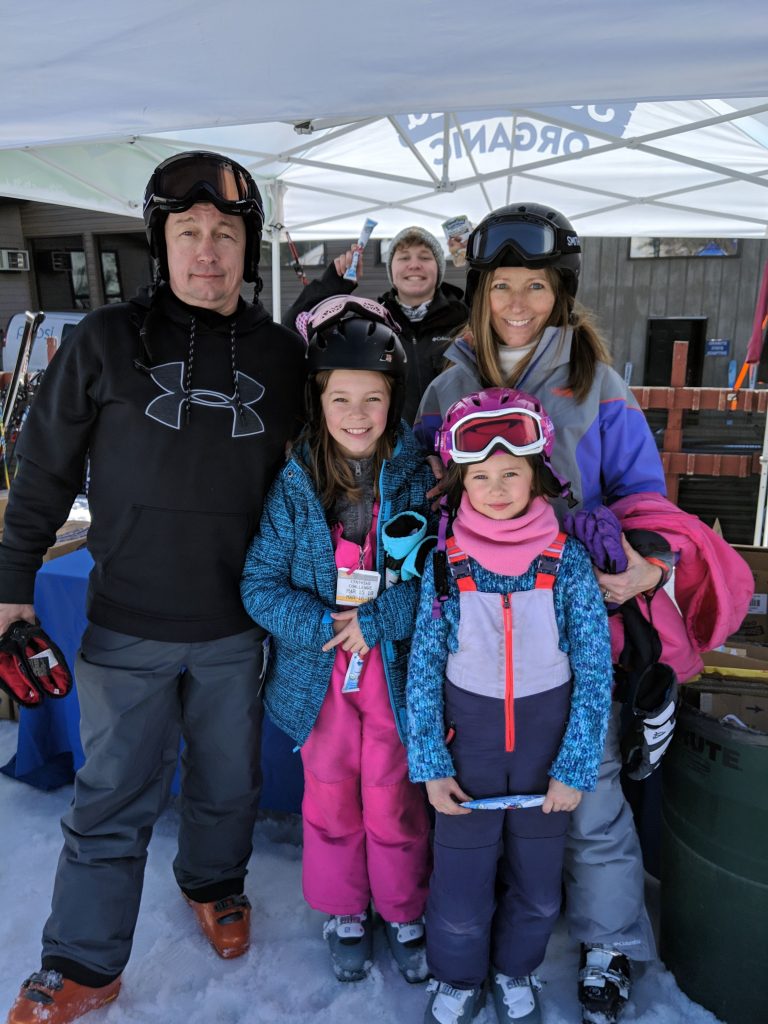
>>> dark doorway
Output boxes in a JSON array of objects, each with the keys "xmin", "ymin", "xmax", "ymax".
[
  {"xmin": 32, "ymin": 236, "xmax": 90, "ymax": 310},
  {"xmin": 643, "ymin": 317, "xmax": 707, "ymax": 386}
]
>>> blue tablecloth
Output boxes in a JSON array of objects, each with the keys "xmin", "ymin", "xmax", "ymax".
[{"xmin": 1, "ymin": 548, "xmax": 304, "ymax": 813}]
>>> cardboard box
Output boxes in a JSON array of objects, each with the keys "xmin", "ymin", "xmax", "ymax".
[
  {"xmin": 702, "ymin": 647, "xmax": 768, "ymax": 676},
  {"xmin": 0, "ymin": 690, "xmax": 18, "ymax": 721},
  {"xmin": 43, "ymin": 519, "xmax": 89, "ymax": 562},
  {"xmin": 696, "ymin": 688, "xmax": 768, "ymax": 733},
  {"xmin": 727, "ymin": 545, "xmax": 768, "ymax": 644}
]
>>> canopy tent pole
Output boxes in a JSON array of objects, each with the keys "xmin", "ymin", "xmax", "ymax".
[
  {"xmin": 754, "ymin": 407, "xmax": 768, "ymax": 545},
  {"xmin": 265, "ymin": 180, "xmax": 286, "ymax": 322},
  {"xmin": 743, "ymin": 259, "xmax": 768, "ymax": 545}
]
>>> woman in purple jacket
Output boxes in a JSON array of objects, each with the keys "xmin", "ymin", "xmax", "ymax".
[{"xmin": 414, "ymin": 203, "xmax": 671, "ymax": 1024}]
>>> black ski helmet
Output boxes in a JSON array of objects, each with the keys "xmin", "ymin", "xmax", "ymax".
[
  {"xmin": 143, "ymin": 151, "xmax": 264, "ymax": 283},
  {"xmin": 305, "ymin": 296, "xmax": 408, "ymax": 431},
  {"xmin": 464, "ymin": 202, "xmax": 581, "ymax": 307}
]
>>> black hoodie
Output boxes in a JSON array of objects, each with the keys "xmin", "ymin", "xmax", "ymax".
[{"xmin": 0, "ymin": 285, "xmax": 306, "ymax": 642}]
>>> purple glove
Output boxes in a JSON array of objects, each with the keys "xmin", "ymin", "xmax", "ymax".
[{"xmin": 563, "ymin": 505, "xmax": 628, "ymax": 574}]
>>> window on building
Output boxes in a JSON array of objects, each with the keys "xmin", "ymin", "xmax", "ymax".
[
  {"xmin": 100, "ymin": 251, "xmax": 122, "ymax": 303},
  {"xmin": 69, "ymin": 252, "xmax": 90, "ymax": 308}
]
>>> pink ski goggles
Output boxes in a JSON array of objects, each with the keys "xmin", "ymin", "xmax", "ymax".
[
  {"xmin": 306, "ymin": 295, "xmax": 400, "ymax": 338},
  {"xmin": 437, "ymin": 407, "xmax": 546, "ymax": 465}
]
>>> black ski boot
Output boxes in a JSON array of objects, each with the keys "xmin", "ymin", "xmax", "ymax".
[{"xmin": 578, "ymin": 944, "xmax": 631, "ymax": 1024}]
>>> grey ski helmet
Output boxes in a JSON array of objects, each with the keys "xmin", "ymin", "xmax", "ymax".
[{"xmin": 464, "ymin": 202, "xmax": 581, "ymax": 307}]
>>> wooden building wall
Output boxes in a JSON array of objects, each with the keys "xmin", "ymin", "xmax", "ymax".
[
  {"xmin": 578, "ymin": 236, "xmax": 768, "ymax": 386},
  {"xmin": 0, "ymin": 202, "xmax": 35, "ymax": 332}
]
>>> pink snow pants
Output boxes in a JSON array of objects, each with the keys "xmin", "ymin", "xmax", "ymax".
[{"xmin": 300, "ymin": 518, "xmax": 430, "ymax": 922}]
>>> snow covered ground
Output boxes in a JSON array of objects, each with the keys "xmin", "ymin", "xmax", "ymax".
[{"xmin": 0, "ymin": 719, "xmax": 722, "ymax": 1024}]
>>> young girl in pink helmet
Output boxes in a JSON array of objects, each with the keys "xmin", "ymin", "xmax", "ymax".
[
  {"xmin": 407, "ymin": 386, "xmax": 613, "ymax": 1024},
  {"xmin": 241, "ymin": 296, "xmax": 435, "ymax": 986}
]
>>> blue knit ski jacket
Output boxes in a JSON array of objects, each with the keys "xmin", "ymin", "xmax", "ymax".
[
  {"xmin": 241, "ymin": 425, "xmax": 435, "ymax": 746},
  {"xmin": 407, "ymin": 537, "xmax": 613, "ymax": 791}
]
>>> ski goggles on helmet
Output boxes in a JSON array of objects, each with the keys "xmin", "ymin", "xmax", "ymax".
[
  {"xmin": 467, "ymin": 215, "xmax": 579, "ymax": 270},
  {"xmin": 306, "ymin": 295, "xmax": 401, "ymax": 339},
  {"xmin": 144, "ymin": 152, "xmax": 264, "ymax": 219},
  {"xmin": 437, "ymin": 407, "xmax": 546, "ymax": 465}
]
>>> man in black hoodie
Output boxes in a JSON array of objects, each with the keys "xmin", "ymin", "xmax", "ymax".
[
  {"xmin": 283, "ymin": 225, "xmax": 467, "ymax": 423},
  {"xmin": 2, "ymin": 152, "xmax": 306, "ymax": 1024}
]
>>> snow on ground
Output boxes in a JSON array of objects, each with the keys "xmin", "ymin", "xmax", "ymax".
[{"xmin": 0, "ymin": 720, "xmax": 723, "ymax": 1024}]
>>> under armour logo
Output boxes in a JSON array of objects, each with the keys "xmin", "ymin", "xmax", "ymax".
[{"xmin": 145, "ymin": 362, "xmax": 265, "ymax": 437}]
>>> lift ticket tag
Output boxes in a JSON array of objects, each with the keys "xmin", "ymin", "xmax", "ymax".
[{"xmin": 335, "ymin": 569, "xmax": 381, "ymax": 607}]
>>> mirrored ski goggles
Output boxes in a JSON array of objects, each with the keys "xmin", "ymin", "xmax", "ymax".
[
  {"xmin": 145, "ymin": 153, "xmax": 263, "ymax": 217},
  {"xmin": 306, "ymin": 295, "xmax": 401, "ymax": 338},
  {"xmin": 438, "ymin": 407, "xmax": 546, "ymax": 464},
  {"xmin": 467, "ymin": 217, "xmax": 578, "ymax": 269}
]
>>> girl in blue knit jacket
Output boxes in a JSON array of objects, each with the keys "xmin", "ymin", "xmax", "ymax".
[
  {"xmin": 241, "ymin": 297, "xmax": 434, "ymax": 986},
  {"xmin": 407, "ymin": 387, "xmax": 612, "ymax": 1024}
]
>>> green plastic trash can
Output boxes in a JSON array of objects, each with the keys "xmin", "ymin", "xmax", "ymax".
[{"xmin": 660, "ymin": 683, "xmax": 768, "ymax": 1024}]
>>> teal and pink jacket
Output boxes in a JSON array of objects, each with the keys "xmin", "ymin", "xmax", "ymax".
[{"xmin": 240, "ymin": 425, "xmax": 434, "ymax": 746}]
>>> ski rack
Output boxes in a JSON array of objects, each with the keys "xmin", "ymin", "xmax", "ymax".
[
  {"xmin": 0, "ymin": 310, "xmax": 46, "ymax": 484},
  {"xmin": 2, "ymin": 311, "xmax": 45, "ymax": 426},
  {"xmin": 630, "ymin": 339, "xmax": 768, "ymax": 538}
]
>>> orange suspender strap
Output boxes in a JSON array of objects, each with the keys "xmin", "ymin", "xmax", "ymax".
[
  {"xmin": 446, "ymin": 536, "xmax": 477, "ymax": 592},
  {"xmin": 534, "ymin": 531, "xmax": 567, "ymax": 590}
]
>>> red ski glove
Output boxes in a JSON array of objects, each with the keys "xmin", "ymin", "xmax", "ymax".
[{"xmin": 0, "ymin": 620, "xmax": 73, "ymax": 708}]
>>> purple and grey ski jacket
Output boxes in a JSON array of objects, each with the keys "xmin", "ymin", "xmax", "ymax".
[{"xmin": 413, "ymin": 327, "xmax": 666, "ymax": 512}]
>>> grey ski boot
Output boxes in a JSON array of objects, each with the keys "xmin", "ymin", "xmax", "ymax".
[
  {"xmin": 424, "ymin": 980, "xmax": 485, "ymax": 1023},
  {"xmin": 323, "ymin": 911, "xmax": 373, "ymax": 982},
  {"xmin": 491, "ymin": 973, "xmax": 542, "ymax": 1023},
  {"xmin": 383, "ymin": 917, "xmax": 429, "ymax": 983}
]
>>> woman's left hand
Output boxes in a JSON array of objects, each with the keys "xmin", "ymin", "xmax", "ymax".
[
  {"xmin": 542, "ymin": 778, "xmax": 582, "ymax": 813},
  {"xmin": 321, "ymin": 609, "xmax": 370, "ymax": 655},
  {"xmin": 594, "ymin": 533, "xmax": 662, "ymax": 606}
]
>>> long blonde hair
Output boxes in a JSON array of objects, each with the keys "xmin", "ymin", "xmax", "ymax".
[
  {"xmin": 467, "ymin": 267, "xmax": 611, "ymax": 401},
  {"xmin": 302, "ymin": 370, "xmax": 395, "ymax": 513}
]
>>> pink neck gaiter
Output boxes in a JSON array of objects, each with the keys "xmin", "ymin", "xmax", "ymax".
[{"xmin": 451, "ymin": 493, "xmax": 560, "ymax": 576}]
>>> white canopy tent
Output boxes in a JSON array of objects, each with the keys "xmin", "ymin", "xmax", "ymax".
[
  {"xmin": 4, "ymin": 100, "xmax": 767, "ymax": 235},
  {"xmin": 1, "ymin": 1, "xmax": 767, "ymax": 242}
]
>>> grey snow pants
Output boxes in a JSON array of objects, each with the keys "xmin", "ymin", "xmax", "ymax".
[
  {"xmin": 563, "ymin": 703, "xmax": 657, "ymax": 961},
  {"xmin": 41, "ymin": 624, "xmax": 265, "ymax": 981}
]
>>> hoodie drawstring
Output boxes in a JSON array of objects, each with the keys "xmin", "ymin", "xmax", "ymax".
[
  {"xmin": 229, "ymin": 321, "xmax": 247, "ymax": 425},
  {"xmin": 184, "ymin": 317, "xmax": 197, "ymax": 425},
  {"xmin": 135, "ymin": 304, "xmax": 246, "ymax": 428}
]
